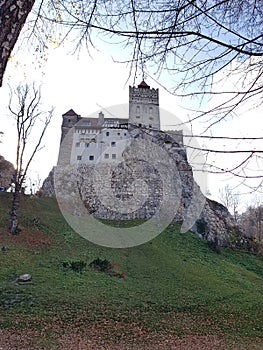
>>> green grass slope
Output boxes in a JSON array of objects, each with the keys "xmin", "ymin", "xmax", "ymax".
[{"xmin": 0, "ymin": 193, "xmax": 262, "ymax": 349}]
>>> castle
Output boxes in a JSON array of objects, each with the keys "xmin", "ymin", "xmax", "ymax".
[{"xmin": 57, "ymin": 80, "xmax": 183, "ymax": 166}]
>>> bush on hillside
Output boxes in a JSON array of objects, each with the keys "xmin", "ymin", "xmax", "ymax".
[
  {"xmin": 62, "ymin": 260, "xmax": 87, "ymax": 273},
  {"xmin": 89, "ymin": 258, "xmax": 125, "ymax": 278}
]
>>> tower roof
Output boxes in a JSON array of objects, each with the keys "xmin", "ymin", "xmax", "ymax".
[
  {"xmin": 62, "ymin": 109, "xmax": 79, "ymax": 117},
  {"xmin": 138, "ymin": 80, "xmax": 150, "ymax": 89}
]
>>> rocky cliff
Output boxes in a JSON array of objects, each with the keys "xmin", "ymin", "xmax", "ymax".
[
  {"xmin": 0, "ymin": 155, "xmax": 14, "ymax": 189},
  {"xmin": 42, "ymin": 128, "xmax": 250, "ymax": 251}
]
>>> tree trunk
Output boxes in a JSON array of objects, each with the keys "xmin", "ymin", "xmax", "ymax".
[
  {"xmin": 10, "ymin": 185, "xmax": 20, "ymax": 234},
  {"xmin": 0, "ymin": 0, "xmax": 35, "ymax": 87}
]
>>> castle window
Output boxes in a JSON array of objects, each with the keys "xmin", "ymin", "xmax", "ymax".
[
  {"xmin": 124, "ymin": 133, "xmax": 126, "ymax": 136},
  {"xmin": 76, "ymin": 142, "xmax": 80, "ymax": 147},
  {"xmin": 149, "ymin": 117, "xmax": 153, "ymax": 121},
  {"xmin": 89, "ymin": 155, "xmax": 94, "ymax": 161},
  {"xmin": 77, "ymin": 155, "xmax": 82, "ymax": 160},
  {"xmin": 136, "ymin": 106, "xmax": 140, "ymax": 116},
  {"xmin": 85, "ymin": 143, "xmax": 89, "ymax": 148},
  {"xmin": 136, "ymin": 116, "xmax": 140, "ymax": 119},
  {"xmin": 104, "ymin": 153, "xmax": 109, "ymax": 159},
  {"xmin": 106, "ymin": 131, "xmax": 110, "ymax": 136},
  {"xmin": 112, "ymin": 154, "xmax": 116, "ymax": 159},
  {"xmin": 111, "ymin": 141, "xmax": 116, "ymax": 147},
  {"xmin": 117, "ymin": 132, "xmax": 120, "ymax": 136}
]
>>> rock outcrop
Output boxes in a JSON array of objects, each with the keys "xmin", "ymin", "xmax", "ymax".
[
  {"xmin": 42, "ymin": 128, "xmax": 249, "ymax": 250},
  {"xmin": 0, "ymin": 155, "xmax": 14, "ymax": 189}
]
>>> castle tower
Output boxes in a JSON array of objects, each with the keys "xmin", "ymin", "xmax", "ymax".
[
  {"xmin": 129, "ymin": 81, "xmax": 160, "ymax": 130},
  {"xmin": 60, "ymin": 109, "xmax": 81, "ymax": 143},
  {"xmin": 58, "ymin": 109, "xmax": 81, "ymax": 166}
]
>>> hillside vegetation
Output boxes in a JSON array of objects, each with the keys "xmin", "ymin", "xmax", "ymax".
[{"xmin": 0, "ymin": 193, "xmax": 262, "ymax": 349}]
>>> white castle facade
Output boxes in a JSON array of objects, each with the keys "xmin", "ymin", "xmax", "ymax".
[{"xmin": 57, "ymin": 81, "xmax": 182, "ymax": 166}]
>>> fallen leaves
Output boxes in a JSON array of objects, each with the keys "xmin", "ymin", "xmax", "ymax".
[{"xmin": 0, "ymin": 308, "xmax": 262, "ymax": 350}]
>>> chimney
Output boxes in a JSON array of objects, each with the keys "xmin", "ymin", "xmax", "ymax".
[{"xmin": 98, "ymin": 111, "xmax": 104, "ymax": 125}]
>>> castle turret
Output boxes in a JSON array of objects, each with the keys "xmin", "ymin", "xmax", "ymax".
[
  {"xmin": 58, "ymin": 109, "xmax": 81, "ymax": 166},
  {"xmin": 61, "ymin": 109, "xmax": 81, "ymax": 143},
  {"xmin": 129, "ymin": 81, "xmax": 160, "ymax": 130}
]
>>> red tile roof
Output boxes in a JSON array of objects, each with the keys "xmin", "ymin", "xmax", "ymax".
[
  {"xmin": 62, "ymin": 109, "xmax": 79, "ymax": 116},
  {"xmin": 138, "ymin": 80, "xmax": 150, "ymax": 88}
]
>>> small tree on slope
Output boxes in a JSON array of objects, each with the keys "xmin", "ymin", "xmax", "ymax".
[{"xmin": 8, "ymin": 83, "xmax": 53, "ymax": 234}]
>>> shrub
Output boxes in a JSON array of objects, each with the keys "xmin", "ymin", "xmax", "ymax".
[
  {"xmin": 89, "ymin": 258, "xmax": 126, "ymax": 278},
  {"xmin": 89, "ymin": 258, "xmax": 111, "ymax": 271},
  {"xmin": 62, "ymin": 260, "xmax": 87, "ymax": 273}
]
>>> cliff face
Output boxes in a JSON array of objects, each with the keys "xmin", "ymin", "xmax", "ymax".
[
  {"xmin": 41, "ymin": 129, "xmax": 249, "ymax": 250},
  {"xmin": 0, "ymin": 155, "xmax": 14, "ymax": 189}
]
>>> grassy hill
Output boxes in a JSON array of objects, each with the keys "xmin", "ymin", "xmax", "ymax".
[{"xmin": 0, "ymin": 193, "xmax": 262, "ymax": 349}]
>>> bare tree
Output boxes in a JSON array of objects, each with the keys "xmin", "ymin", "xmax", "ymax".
[
  {"xmin": 254, "ymin": 206, "xmax": 263, "ymax": 244},
  {"xmin": 240, "ymin": 203, "xmax": 263, "ymax": 245},
  {"xmin": 219, "ymin": 184, "xmax": 240, "ymax": 221},
  {"xmin": 28, "ymin": 173, "xmax": 42, "ymax": 195},
  {"xmin": 8, "ymin": 83, "xmax": 53, "ymax": 234},
  {"xmin": 44, "ymin": 0, "xmax": 263, "ymax": 111},
  {"xmin": 1, "ymin": 1, "xmax": 263, "ymax": 124},
  {"xmin": 2, "ymin": 1, "xmax": 263, "ymax": 99},
  {"xmin": 1, "ymin": 0, "xmax": 263, "ymax": 187}
]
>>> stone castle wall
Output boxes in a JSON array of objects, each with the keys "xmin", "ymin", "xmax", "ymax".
[{"xmin": 57, "ymin": 128, "xmax": 74, "ymax": 166}]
